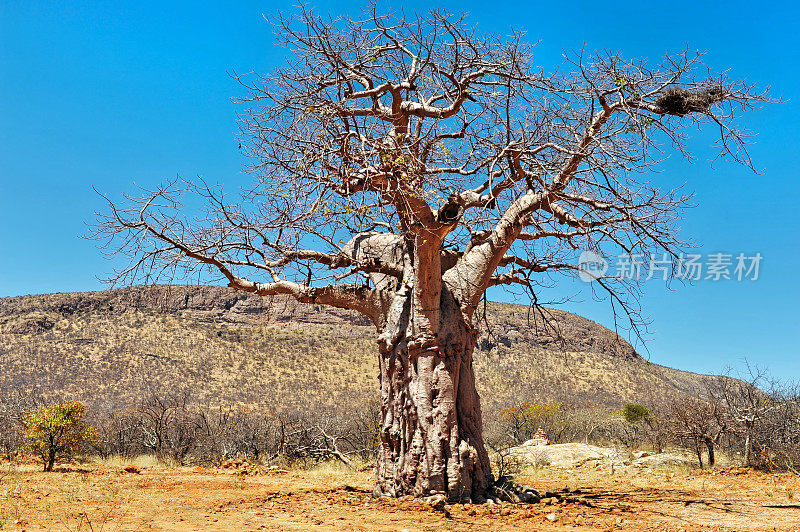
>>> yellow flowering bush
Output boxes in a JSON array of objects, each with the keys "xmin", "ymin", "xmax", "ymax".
[{"xmin": 23, "ymin": 402, "xmax": 98, "ymax": 471}]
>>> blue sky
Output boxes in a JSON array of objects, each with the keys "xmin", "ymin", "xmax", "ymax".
[{"xmin": 2, "ymin": 1, "xmax": 798, "ymax": 380}]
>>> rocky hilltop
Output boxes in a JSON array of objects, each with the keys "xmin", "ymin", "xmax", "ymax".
[{"xmin": 0, "ymin": 285, "xmax": 711, "ymax": 415}]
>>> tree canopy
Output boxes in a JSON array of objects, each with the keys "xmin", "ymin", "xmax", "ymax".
[{"xmin": 95, "ymin": 5, "xmax": 767, "ymax": 336}]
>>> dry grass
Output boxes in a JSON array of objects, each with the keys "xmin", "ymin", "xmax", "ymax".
[
  {"xmin": 1, "ymin": 457, "xmax": 799, "ymax": 531},
  {"xmin": 1, "ymin": 286, "xmax": 762, "ymax": 529},
  {"xmin": 94, "ymin": 454, "xmax": 162, "ymax": 469}
]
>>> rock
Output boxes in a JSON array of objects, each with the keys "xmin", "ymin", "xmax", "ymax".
[
  {"xmin": 632, "ymin": 453, "xmax": 694, "ymax": 469},
  {"xmin": 546, "ymin": 512, "xmax": 558, "ymax": 522},
  {"xmin": 522, "ymin": 427, "xmax": 551, "ymax": 447},
  {"xmin": 2, "ymin": 312, "xmax": 57, "ymax": 334},
  {"xmin": 425, "ymin": 494, "xmax": 447, "ymax": 511},
  {"xmin": 511, "ymin": 443, "xmax": 611, "ymax": 468},
  {"xmin": 509, "ymin": 442, "xmax": 696, "ymax": 472},
  {"xmin": 521, "ymin": 486, "xmax": 540, "ymax": 497}
]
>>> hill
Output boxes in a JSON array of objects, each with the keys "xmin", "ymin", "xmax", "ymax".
[{"xmin": 0, "ymin": 285, "xmax": 714, "ymax": 416}]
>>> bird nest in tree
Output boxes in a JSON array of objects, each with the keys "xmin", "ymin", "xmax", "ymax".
[{"xmin": 655, "ymin": 86, "xmax": 727, "ymax": 116}]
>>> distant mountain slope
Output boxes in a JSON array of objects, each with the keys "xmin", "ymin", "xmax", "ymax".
[{"xmin": 0, "ymin": 286, "xmax": 714, "ymax": 415}]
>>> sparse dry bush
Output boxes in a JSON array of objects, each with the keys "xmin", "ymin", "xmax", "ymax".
[
  {"xmin": 270, "ymin": 406, "xmax": 379, "ymax": 468},
  {"xmin": 81, "ymin": 390, "xmax": 381, "ymax": 468},
  {"xmin": 657, "ymin": 369, "xmax": 800, "ymax": 473},
  {"xmin": 0, "ymin": 392, "xmax": 43, "ymax": 461},
  {"xmin": 200, "ymin": 406, "xmax": 279, "ymax": 462},
  {"xmin": 746, "ymin": 383, "xmax": 800, "ymax": 473},
  {"xmin": 667, "ymin": 395, "xmax": 730, "ymax": 468},
  {"xmin": 487, "ymin": 440, "xmax": 526, "ymax": 487},
  {"xmin": 132, "ymin": 390, "xmax": 199, "ymax": 464}
]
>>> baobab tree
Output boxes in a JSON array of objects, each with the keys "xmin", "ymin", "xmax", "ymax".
[{"xmin": 95, "ymin": 5, "xmax": 768, "ymax": 501}]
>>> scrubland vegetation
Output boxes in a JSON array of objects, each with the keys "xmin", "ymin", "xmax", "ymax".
[
  {"xmin": 2, "ymin": 287, "xmax": 799, "ymax": 476},
  {"xmin": 2, "ymin": 373, "xmax": 799, "ymax": 477},
  {"xmin": 2, "ymin": 287, "xmax": 799, "ymax": 529}
]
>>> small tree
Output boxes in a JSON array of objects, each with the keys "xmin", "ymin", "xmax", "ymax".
[
  {"xmin": 617, "ymin": 403, "xmax": 669, "ymax": 451},
  {"xmin": 668, "ymin": 396, "xmax": 729, "ymax": 467},
  {"xmin": 500, "ymin": 401, "xmax": 562, "ymax": 443},
  {"xmin": 709, "ymin": 364, "xmax": 776, "ymax": 466},
  {"xmin": 23, "ymin": 402, "xmax": 98, "ymax": 472},
  {"xmin": 614, "ymin": 403, "xmax": 647, "ymax": 448}
]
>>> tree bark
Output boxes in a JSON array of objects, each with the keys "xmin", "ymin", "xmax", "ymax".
[
  {"xmin": 373, "ymin": 287, "xmax": 492, "ymax": 502},
  {"xmin": 705, "ymin": 437, "xmax": 716, "ymax": 467},
  {"xmin": 743, "ymin": 430, "xmax": 751, "ymax": 466}
]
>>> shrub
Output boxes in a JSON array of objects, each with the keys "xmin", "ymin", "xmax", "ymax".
[
  {"xmin": 22, "ymin": 402, "xmax": 98, "ymax": 471},
  {"xmin": 621, "ymin": 403, "xmax": 651, "ymax": 424}
]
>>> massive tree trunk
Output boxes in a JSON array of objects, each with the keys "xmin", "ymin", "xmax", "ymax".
[{"xmin": 372, "ymin": 285, "xmax": 492, "ymax": 502}]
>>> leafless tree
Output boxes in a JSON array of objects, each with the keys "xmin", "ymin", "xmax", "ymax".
[
  {"xmin": 88, "ymin": 408, "xmax": 141, "ymax": 459},
  {"xmin": 750, "ymin": 380, "xmax": 800, "ymax": 472},
  {"xmin": 0, "ymin": 392, "xmax": 42, "ymax": 460},
  {"xmin": 93, "ymin": 4, "xmax": 769, "ymax": 500},
  {"xmin": 133, "ymin": 389, "xmax": 199, "ymax": 464},
  {"xmin": 709, "ymin": 364, "xmax": 776, "ymax": 466},
  {"xmin": 669, "ymin": 395, "xmax": 731, "ymax": 467}
]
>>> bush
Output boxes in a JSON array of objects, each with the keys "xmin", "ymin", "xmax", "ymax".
[
  {"xmin": 621, "ymin": 403, "xmax": 651, "ymax": 424},
  {"xmin": 0, "ymin": 392, "xmax": 38, "ymax": 460},
  {"xmin": 23, "ymin": 402, "xmax": 98, "ymax": 471},
  {"xmin": 488, "ymin": 440, "xmax": 526, "ymax": 488}
]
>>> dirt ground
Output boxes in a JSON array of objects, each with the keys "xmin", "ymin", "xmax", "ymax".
[{"xmin": 1, "ymin": 459, "xmax": 799, "ymax": 531}]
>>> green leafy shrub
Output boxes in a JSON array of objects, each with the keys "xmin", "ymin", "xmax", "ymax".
[{"xmin": 621, "ymin": 403, "xmax": 651, "ymax": 424}]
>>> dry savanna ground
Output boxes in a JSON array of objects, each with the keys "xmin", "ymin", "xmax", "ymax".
[{"xmin": 2, "ymin": 458, "xmax": 799, "ymax": 532}]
